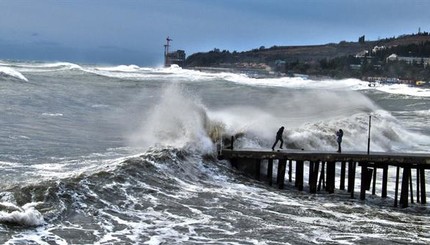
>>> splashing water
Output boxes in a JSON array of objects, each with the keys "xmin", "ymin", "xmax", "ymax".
[{"xmin": 129, "ymin": 84, "xmax": 218, "ymax": 153}]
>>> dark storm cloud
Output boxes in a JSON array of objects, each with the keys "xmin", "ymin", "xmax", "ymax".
[{"xmin": 0, "ymin": 0, "xmax": 429, "ymax": 66}]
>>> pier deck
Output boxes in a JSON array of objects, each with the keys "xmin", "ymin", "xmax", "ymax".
[
  {"xmin": 219, "ymin": 148, "xmax": 430, "ymax": 208},
  {"xmin": 221, "ymin": 149, "xmax": 430, "ymax": 166}
]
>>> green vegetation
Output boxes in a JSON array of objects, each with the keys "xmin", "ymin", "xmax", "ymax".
[{"xmin": 186, "ymin": 33, "xmax": 430, "ymax": 81}]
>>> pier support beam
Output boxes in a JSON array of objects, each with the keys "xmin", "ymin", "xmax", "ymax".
[
  {"xmin": 296, "ymin": 161, "xmax": 304, "ymax": 191},
  {"xmin": 409, "ymin": 170, "xmax": 414, "ymax": 204},
  {"xmin": 360, "ymin": 165, "xmax": 373, "ymax": 200},
  {"xmin": 309, "ymin": 161, "xmax": 319, "ymax": 193},
  {"xmin": 360, "ymin": 164, "xmax": 366, "ymax": 200},
  {"xmin": 340, "ymin": 161, "xmax": 346, "ymax": 190},
  {"xmin": 317, "ymin": 162, "xmax": 325, "ymax": 191},
  {"xmin": 420, "ymin": 168, "xmax": 426, "ymax": 204},
  {"xmin": 417, "ymin": 168, "xmax": 420, "ymax": 203},
  {"xmin": 372, "ymin": 167, "xmax": 377, "ymax": 195},
  {"xmin": 326, "ymin": 161, "xmax": 335, "ymax": 193},
  {"xmin": 348, "ymin": 161, "xmax": 356, "ymax": 198},
  {"xmin": 277, "ymin": 159, "xmax": 287, "ymax": 189},
  {"xmin": 394, "ymin": 166, "xmax": 400, "ymax": 207},
  {"xmin": 308, "ymin": 161, "xmax": 314, "ymax": 191},
  {"xmin": 382, "ymin": 166, "xmax": 388, "ymax": 198},
  {"xmin": 267, "ymin": 159, "xmax": 273, "ymax": 186},
  {"xmin": 288, "ymin": 160, "xmax": 292, "ymax": 182},
  {"xmin": 400, "ymin": 167, "xmax": 411, "ymax": 208},
  {"xmin": 231, "ymin": 158, "xmax": 238, "ymax": 169},
  {"xmin": 255, "ymin": 159, "xmax": 261, "ymax": 181}
]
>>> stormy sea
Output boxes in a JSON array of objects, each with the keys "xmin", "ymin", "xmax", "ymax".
[{"xmin": 0, "ymin": 60, "xmax": 429, "ymax": 244}]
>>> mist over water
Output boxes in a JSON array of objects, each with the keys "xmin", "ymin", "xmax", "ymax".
[{"xmin": 0, "ymin": 61, "xmax": 429, "ymax": 244}]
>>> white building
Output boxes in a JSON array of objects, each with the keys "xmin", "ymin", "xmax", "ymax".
[{"xmin": 386, "ymin": 53, "xmax": 430, "ymax": 67}]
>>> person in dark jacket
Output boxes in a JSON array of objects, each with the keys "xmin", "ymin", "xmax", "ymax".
[
  {"xmin": 272, "ymin": 126, "xmax": 284, "ymax": 151},
  {"xmin": 336, "ymin": 129, "xmax": 343, "ymax": 153}
]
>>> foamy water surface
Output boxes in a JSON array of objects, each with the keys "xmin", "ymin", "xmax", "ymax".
[{"xmin": 0, "ymin": 60, "xmax": 429, "ymax": 244}]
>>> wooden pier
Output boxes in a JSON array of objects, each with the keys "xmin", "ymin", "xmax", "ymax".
[{"xmin": 219, "ymin": 148, "xmax": 430, "ymax": 208}]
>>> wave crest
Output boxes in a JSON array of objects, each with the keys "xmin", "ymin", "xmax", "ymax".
[
  {"xmin": 0, "ymin": 202, "xmax": 44, "ymax": 227},
  {"xmin": 0, "ymin": 67, "xmax": 29, "ymax": 81}
]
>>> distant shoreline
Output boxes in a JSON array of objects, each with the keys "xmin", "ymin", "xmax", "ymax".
[{"xmin": 185, "ymin": 33, "xmax": 430, "ymax": 83}]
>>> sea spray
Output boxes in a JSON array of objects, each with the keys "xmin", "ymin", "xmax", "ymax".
[{"xmin": 129, "ymin": 84, "xmax": 217, "ymax": 153}]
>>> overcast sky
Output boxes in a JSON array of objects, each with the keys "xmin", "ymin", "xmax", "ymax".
[{"xmin": 1, "ymin": 0, "xmax": 430, "ymax": 66}]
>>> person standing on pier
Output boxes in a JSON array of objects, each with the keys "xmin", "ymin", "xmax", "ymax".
[
  {"xmin": 272, "ymin": 126, "xmax": 284, "ymax": 151},
  {"xmin": 336, "ymin": 129, "xmax": 343, "ymax": 153}
]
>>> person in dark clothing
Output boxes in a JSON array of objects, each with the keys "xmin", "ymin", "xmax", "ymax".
[
  {"xmin": 272, "ymin": 126, "xmax": 284, "ymax": 151},
  {"xmin": 336, "ymin": 129, "xmax": 343, "ymax": 153}
]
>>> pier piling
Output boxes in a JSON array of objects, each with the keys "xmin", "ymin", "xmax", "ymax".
[
  {"xmin": 340, "ymin": 161, "xmax": 346, "ymax": 190},
  {"xmin": 267, "ymin": 159, "xmax": 273, "ymax": 186}
]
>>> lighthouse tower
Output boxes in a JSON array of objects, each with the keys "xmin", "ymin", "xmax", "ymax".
[{"xmin": 164, "ymin": 36, "xmax": 172, "ymax": 67}]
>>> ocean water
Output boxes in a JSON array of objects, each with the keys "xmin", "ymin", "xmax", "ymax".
[{"xmin": 0, "ymin": 61, "xmax": 429, "ymax": 244}]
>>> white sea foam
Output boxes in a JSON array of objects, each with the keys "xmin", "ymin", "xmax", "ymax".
[
  {"xmin": 4, "ymin": 61, "xmax": 83, "ymax": 73},
  {"xmin": 95, "ymin": 64, "xmax": 141, "ymax": 72},
  {"xmin": 0, "ymin": 67, "xmax": 29, "ymax": 81},
  {"xmin": 36, "ymin": 62, "xmax": 83, "ymax": 70},
  {"xmin": 0, "ymin": 202, "xmax": 44, "ymax": 227},
  {"xmin": 2, "ymin": 60, "xmax": 430, "ymax": 98},
  {"xmin": 85, "ymin": 64, "xmax": 430, "ymax": 97},
  {"xmin": 375, "ymin": 83, "xmax": 430, "ymax": 97},
  {"xmin": 42, "ymin": 112, "xmax": 63, "ymax": 117},
  {"xmin": 415, "ymin": 109, "xmax": 430, "ymax": 116}
]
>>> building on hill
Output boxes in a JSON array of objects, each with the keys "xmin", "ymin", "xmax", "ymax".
[{"xmin": 386, "ymin": 53, "xmax": 430, "ymax": 67}]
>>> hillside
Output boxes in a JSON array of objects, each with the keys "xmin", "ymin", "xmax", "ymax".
[{"xmin": 185, "ymin": 33, "xmax": 430, "ymax": 81}]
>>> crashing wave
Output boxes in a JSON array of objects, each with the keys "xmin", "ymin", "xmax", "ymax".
[
  {"xmin": 128, "ymin": 84, "xmax": 235, "ymax": 153},
  {"xmin": 37, "ymin": 62, "xmax": 83, "ymax": 71},
  {"xmin": 0, "ymin": 67, "xmax": 29, "ymax": 82},
  {"xmin": 0, "ymin": 202, "xmax": 45, "ymax": 227}
]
